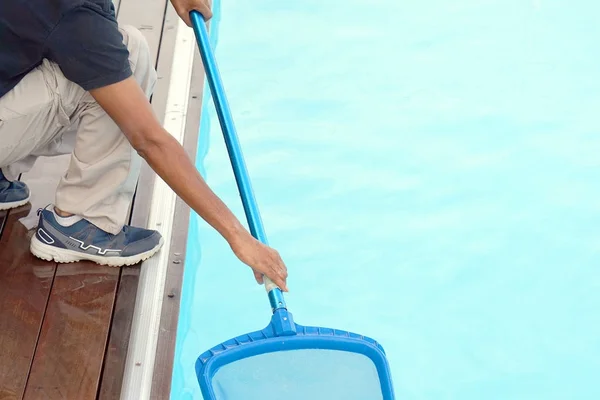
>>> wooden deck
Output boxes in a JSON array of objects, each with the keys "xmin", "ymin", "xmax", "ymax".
[{"xmin": 0, "ymin": 1, "xmax": 204, "ymax": 399}]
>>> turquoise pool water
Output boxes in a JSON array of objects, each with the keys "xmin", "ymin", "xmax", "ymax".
[{"xmin": 171, "ymin": 0, "xmax": 600, "ymax": 398}]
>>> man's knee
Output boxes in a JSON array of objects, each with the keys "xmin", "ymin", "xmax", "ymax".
[{"xmin": 119, "ymin": 25, "xmax": 157, "ymax": 95}]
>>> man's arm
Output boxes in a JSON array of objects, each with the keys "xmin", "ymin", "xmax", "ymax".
[{"xmin": 90, "ymin": 77, "xmax": 288, "ymax": 291}]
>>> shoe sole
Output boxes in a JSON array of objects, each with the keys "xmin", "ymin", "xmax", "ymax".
[
  {"xmin": 30, "ymin": 234, "xmax": 165, "ymax": 267},
  {"xmin": 0, "ymin": 196, "xmax": 30, "ymax": 211}
]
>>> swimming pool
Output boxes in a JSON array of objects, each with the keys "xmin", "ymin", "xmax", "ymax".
[{"xmin": 171, "ymin": 0, "xmax": 600, "ymax": 398}]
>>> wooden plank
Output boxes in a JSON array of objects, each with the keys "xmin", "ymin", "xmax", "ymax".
[
  {"xmin": 22, "ymin": 264, "xmax": 119, "ymax": 400},
  {"xmin": 0, "ymin": 210, "xmax": 7, "ymax": 238},
  {"xmin": 0, "ymin": 205, "xmax": 56, "ymax": 400},
  {"xmin": 96, "ymin": 266, "xmax": 140, "ymax": 400},
  {"xmin": 150, "ymin": 50, "xmax": 205, "ymax": 399}
]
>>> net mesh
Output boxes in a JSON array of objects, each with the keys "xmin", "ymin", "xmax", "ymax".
[{"xmin": 210, "ymin": 349, "xmax": 384, "ymax": 400}]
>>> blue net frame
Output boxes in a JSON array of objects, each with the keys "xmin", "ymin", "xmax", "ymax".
[{"xmin": 195, "ymin": 309, "xmax": 395, "ymax": 399}]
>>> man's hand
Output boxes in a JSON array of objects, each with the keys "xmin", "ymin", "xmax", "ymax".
[
  {"xmin": 229, "ymin": 234, "xmax": 289, "ymax": 291},
  {"xmin": 89, "ymin": 77, "xmax": 288, "ymax": 291},
  {"xmin": 170, "ymin": 0, "xmax": 212, "ymax": 26}
]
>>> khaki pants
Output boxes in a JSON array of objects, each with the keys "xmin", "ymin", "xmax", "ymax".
[{"xmin": 0, "ymin": 25, "xmax": 156, "ymax": 235}]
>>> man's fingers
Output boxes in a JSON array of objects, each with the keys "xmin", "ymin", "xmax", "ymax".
[
  {"xmin": 254, "ymin": 268, "xmax": 288, "ymax": 292},
  {"xmin": 274, "ymin": 256, "xmax": 288, "ymax": 291},
  {"xmin": 270, "ymin": 276, "xmax": 287, "ymax": 292},
  {"xmin": 191, "ymin": 3, "xmax": 212, "ymax": 20},
  {"xmin": 271, "ymin": 265, "xmax": 289, "ymax": 292},
  {"xmin": 253, "ymin": 270, "xmax": 264, "ymax": 284},
  {"xmin": 277, "ymin": 278, "xmax": 289, "ymax": 292},
  {"xmin": 176, "ymin": 1, "xmax": 212, "ymax": 26},
  {"xmin": 199, "ymin": 5, "xmax": 213, "ymax": 20}
]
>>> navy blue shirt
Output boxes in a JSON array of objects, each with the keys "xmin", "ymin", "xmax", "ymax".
[{"xmin": 0, "ymin": 0, "xmax": 132, "ymax": 98}]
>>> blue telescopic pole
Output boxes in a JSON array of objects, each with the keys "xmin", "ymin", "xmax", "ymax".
[{"xmin": 190, "ymin": 11, "xmax": 287, "ymax": 312}]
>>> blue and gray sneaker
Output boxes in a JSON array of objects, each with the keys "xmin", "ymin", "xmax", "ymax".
[
  {"xmin": 30, "ymin": 205, "xmax": 164, "ymax": 267},
  {"xmin": 0, "ymin": 169, "xmax": 30, "ymax": 211}
]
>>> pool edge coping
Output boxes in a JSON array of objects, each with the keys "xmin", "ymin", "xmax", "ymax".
[{"xmin": 119, "ymin": 17, "xmax": 202, "ymax": 400}]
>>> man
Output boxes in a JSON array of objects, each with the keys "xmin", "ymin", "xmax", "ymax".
[{"xmin": 0, "ymin": 0, "xmax": 288, "ymax": 291}]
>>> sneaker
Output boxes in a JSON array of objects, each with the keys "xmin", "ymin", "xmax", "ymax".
[
  {"xmin": 30, "ymin": 205, "xmax": 164, "ymax": 267},
  {"xmin": 0, "ymin": 169, "xmax": 30, "ymax": 211}
]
